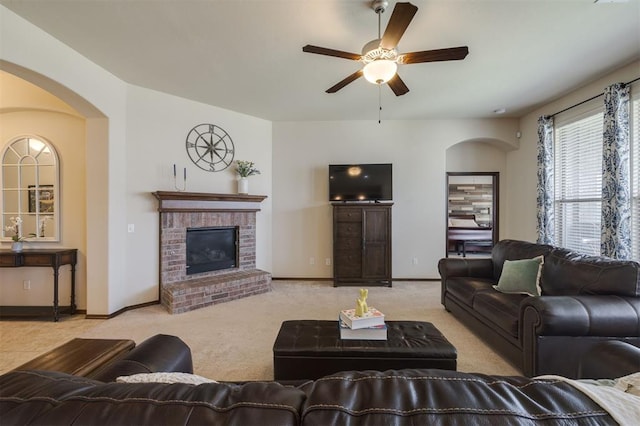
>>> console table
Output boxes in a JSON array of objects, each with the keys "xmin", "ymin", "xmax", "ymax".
[{"xmin": 0, "ymin": 248, "xmax": 77, "ymax": 322}]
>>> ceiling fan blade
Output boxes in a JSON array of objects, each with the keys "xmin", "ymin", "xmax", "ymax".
[
  {"xmin": 303, "ymin": 45, "xmax": 361, "ymax": 61},
  {"xmin": 400, "ymin": 46, "xmax": 469, "ymax": 64},
  {"xmin": 387, "ymin": 74, "xmax": 409, "ymax": 96},
  {"xmin": 326, "ymin": 70, "xmax": 364, "ymax": 93},
  {"xmin": 380, "ymin": 2, "xmax": 418, "ymax": 50}
]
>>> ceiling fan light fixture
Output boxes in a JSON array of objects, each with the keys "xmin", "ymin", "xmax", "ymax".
[{"xmin": 363, "ymin": 59, "xmax": 397, "ymax": 85}]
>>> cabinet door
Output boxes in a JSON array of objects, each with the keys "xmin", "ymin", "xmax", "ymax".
[{"xmin": 362, "ymin": 208, "xmax": 390, "ymax": 279}]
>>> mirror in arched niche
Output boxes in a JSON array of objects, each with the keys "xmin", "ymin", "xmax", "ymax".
[{"xmin": 2, "ymin": 136, "xmax": 60, "ymax": 242}]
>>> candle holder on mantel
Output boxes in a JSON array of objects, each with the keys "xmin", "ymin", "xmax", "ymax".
[{"xmin": 173, "ymin": 164, "xmax": 186, "ymax": 192}]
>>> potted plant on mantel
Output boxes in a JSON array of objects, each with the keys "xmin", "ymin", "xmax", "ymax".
[
  {"xmin": 235, "ymin": 160, "xmax": 260, "ymax": 195},
  {"xmin": 4, "ymin": 216, "xmax": 25, "ymax": 252}
]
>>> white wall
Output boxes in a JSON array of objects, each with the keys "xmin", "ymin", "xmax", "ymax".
[
  {"xmin": 124, "ymin": 86, "xmax": 272, "ymax": 306},
  {"xmin": 272, "ymin": 119, "xmax": 519, "ymax": 279},
  {"xmin": 507, "ymin": 60, "xmax": 640, "ymax": 242},
  {"xmin": 0, "ymin": 6, "xmax": 273, "ymax": 314},
  {"xmin": 446, "ymin": 141, "xmax": 509, "ymax": 173}
]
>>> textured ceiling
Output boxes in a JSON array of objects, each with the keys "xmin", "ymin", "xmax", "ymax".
[{"xmin": 2, "ymin": 0, "xmax": 639, "ymax": 121}]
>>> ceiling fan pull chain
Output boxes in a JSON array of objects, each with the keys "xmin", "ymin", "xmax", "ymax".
[{"xmin": 378, "ymin": 85, "xmax": 382, "ymax": 124}]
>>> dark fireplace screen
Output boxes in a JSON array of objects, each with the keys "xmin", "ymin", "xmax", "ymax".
[{"xmin": 186, "ymin": 227, "xmax": 238, "ymax": 275}]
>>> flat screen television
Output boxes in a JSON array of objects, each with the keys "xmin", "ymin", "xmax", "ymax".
[{"xmin": 329, "ymin": 163, "xmax": 392, "ymax": 202}]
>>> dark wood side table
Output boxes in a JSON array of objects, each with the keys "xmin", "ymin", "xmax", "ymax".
[
  {"xmin": 13, "ymin": 338, "xmax": 135, "ymax": 377},
  {"xmin": 0, "ymin": 248, "xmax": 77, "ymax": 322}
]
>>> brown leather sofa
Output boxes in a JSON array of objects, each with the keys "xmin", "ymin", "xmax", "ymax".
[
  {"xmin": 438, "ymin": 239, "xmax": 640, "ymax": 378},
  {"xmin": 1, "ymin": 334, "xmax": 638, "ymax": 425}
]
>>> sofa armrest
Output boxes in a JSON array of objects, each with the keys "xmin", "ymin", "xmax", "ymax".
[
  {"xmin": 438, "ymin": 257, "xmax": 494, "ymax": 279},
  {"xmin": 438, "ymin": 258, "xmax": 493, "ymax": 305},
  {"xmin": 520, "ymin": 295, "xmax": 640, "ymax": 377},
  {"xmin": 521, "ymin": 295, "xmax": 640, "ymax": 337},
  {"xmin": 88, "ymin": 334, "xmax": 193, "ymax": 382},
  {"xmin": 578, "ymin": 340, "xmax": 640, "ymax": 379}
]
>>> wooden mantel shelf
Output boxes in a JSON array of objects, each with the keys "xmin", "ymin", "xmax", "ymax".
[{"xmin": 152, "ymin": 191, "xmax": 267, "ymax": 212}]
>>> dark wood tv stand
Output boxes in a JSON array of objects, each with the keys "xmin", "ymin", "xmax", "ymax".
[{"xmin": 332, "ymin": 203, "xmax": 392, "ymax": 287}]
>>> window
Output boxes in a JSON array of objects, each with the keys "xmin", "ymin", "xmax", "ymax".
[
  {"xmin": 554, "ymin": 105, "xmax": 603, "ymax": 256},
  {"xmin": 553, "ymin": 85, "xmax": 639, "ymax": 262}
]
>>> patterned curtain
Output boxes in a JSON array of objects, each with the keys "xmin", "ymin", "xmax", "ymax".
[
  {"xmin": 601, "ymin": 83, "xmax": 632, "ymax": 259},
  {"xmin": 536, "ymin": 116, "xmax": 555, "ymax": 245}
]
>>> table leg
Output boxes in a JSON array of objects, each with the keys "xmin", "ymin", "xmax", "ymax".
[
  {"xmin": 53, "ymin": 265, "xmax": 60, "ymax": 322},
  {"xmin": 70, "ymin": 263, "xmax": 76, "ymax": 315}
]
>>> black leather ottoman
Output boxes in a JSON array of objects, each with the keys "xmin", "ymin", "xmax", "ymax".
[{"xmin": 273, "ymin": 320, "xmax": 457, "ymax": 380}]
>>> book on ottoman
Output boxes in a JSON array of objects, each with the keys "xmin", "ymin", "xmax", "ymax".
[
  {"xmin": 339, "ymin": 307, "xmax": 385, "ymax": 330},
  {"xmin": 339, "ymin": 320, "xmax": 387, "ymax": 340}
]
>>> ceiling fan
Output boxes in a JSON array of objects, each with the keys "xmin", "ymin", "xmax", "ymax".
[{"xmin": 302, "ymin": 1, "xmax": 469, "ymax": 96}]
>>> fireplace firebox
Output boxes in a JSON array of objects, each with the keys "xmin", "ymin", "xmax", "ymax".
[{"xmin": 186, "ymin": 226, "xmax": 238, "ymax": 275}]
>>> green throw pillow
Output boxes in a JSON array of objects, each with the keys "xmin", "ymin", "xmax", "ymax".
[{"xmin": 493, "ymin": 256, "xmax": 544, "ymax": 297}]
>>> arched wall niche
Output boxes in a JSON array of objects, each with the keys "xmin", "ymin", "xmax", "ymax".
[
  {"xmin": 0, "ymin": 61, "xmax": 108, "ymax": 313},
  {"xmin": 444, "ymin": 138, "xmax": 508, "ymax": 257},
  {"xmin": 0, "ymin": 60, "xmax": 105, "ymax": 118}
]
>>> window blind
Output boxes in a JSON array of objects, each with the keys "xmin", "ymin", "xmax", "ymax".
[{"xmin": 554, "ymin": 108, "xmax": 603, "ymax": 255}]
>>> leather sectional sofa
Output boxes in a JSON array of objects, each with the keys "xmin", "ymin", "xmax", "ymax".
[
  {"xmin": 439, "ymin": 239, "xmax": 640, "ymax": 378},
  {"xmin": 1, "ymin": 334, "xmax": 639, "ymax": 425}
]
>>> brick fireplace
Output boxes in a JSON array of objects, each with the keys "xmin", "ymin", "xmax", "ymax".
[{"xmin": 153, "ymin": 191, "xmax": 272, "ymax": 314}]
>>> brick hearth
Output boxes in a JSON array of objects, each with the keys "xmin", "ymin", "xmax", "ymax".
[{"xmin": 153, "ymin": 191, "xmax": 271, "ymax": 314}]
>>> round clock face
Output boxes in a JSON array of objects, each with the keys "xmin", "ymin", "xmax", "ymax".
[{"xmin": 185, "ymin": 124, "xmax": 235, "ymax": 172}]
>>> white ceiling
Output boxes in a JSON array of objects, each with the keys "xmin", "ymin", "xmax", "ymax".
[{"xmin": 2, "ymin": 0, "xmax": 639, "ymax": 122}]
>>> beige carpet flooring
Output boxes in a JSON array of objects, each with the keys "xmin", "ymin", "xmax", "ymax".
[{"xmin": 0, "ymin": 280, "xmax": 519, "ymax": 381}]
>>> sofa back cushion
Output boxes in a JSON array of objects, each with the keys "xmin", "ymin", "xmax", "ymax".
[
  {"xmin": 491, "ymin": 240, "xmax": 553, "ymax": 281},
  {"xmin": 299, "ymin": 369, "xmax": 616, "ymax": 425},
  {"xmin": 541, "ymin": 248, "xmax": 640, "ymax": 296},
  {"xmin": 0, "ymin": 371, "xmax": 305, "ymax": 426}
]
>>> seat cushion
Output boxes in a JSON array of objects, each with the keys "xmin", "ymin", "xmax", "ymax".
[
  {"xmin": 445, "ymin": 277, "xmax": 494, "ymax": 307},
  {"xmin": 473, "ymin": 290, "xmax": 528, "ymax": 337}
]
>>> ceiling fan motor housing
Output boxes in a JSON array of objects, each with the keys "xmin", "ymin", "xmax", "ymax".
[
  {"xmin": 372, "ymin": 0, "xmax": 388, "ymax": 14},
  {"xmin": 362, "ymin": 39, "xmax": 382, "ymax": 56}
]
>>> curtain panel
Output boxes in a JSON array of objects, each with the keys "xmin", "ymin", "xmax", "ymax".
[
  {"xmin": 601, "ymin": 83, "xmax": 632, "ymax": 259},
  {"xmin": 537, "ymin": 116, "xmax": 555, "ymax": 245}
]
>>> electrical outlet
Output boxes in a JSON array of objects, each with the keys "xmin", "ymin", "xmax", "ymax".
[
  {"xmin": 412, "ymin": 257, "xmax": 419, "ymax": 265},
  {"xmin": 127, "ymin": 224, "xmax": 135, "ymax": 233},
  {"xmin": 309, "ymin": 257, "xmax": 315, "ymax": 265},
  {"xmin": 23, "ymin": 280, "xmax": 30, "ymax": 290},
  {"xmin": 325, "ymin": 258, "xmax": 331, "ymax": 266}
]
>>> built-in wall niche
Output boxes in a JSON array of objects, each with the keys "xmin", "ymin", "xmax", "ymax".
[{"xmin": 1, "ymin": 136, "xmax": 60, "ymax": 242}]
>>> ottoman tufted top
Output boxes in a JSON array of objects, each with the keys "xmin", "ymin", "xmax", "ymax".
[{"xmin": 273, "ymin": 320, "xmax": 457, "ymax": 359}]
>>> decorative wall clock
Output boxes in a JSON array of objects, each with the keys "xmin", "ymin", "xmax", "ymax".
[{"xmin": 185, "ymin": 123, "xmax": 235, "ymax": 172}]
